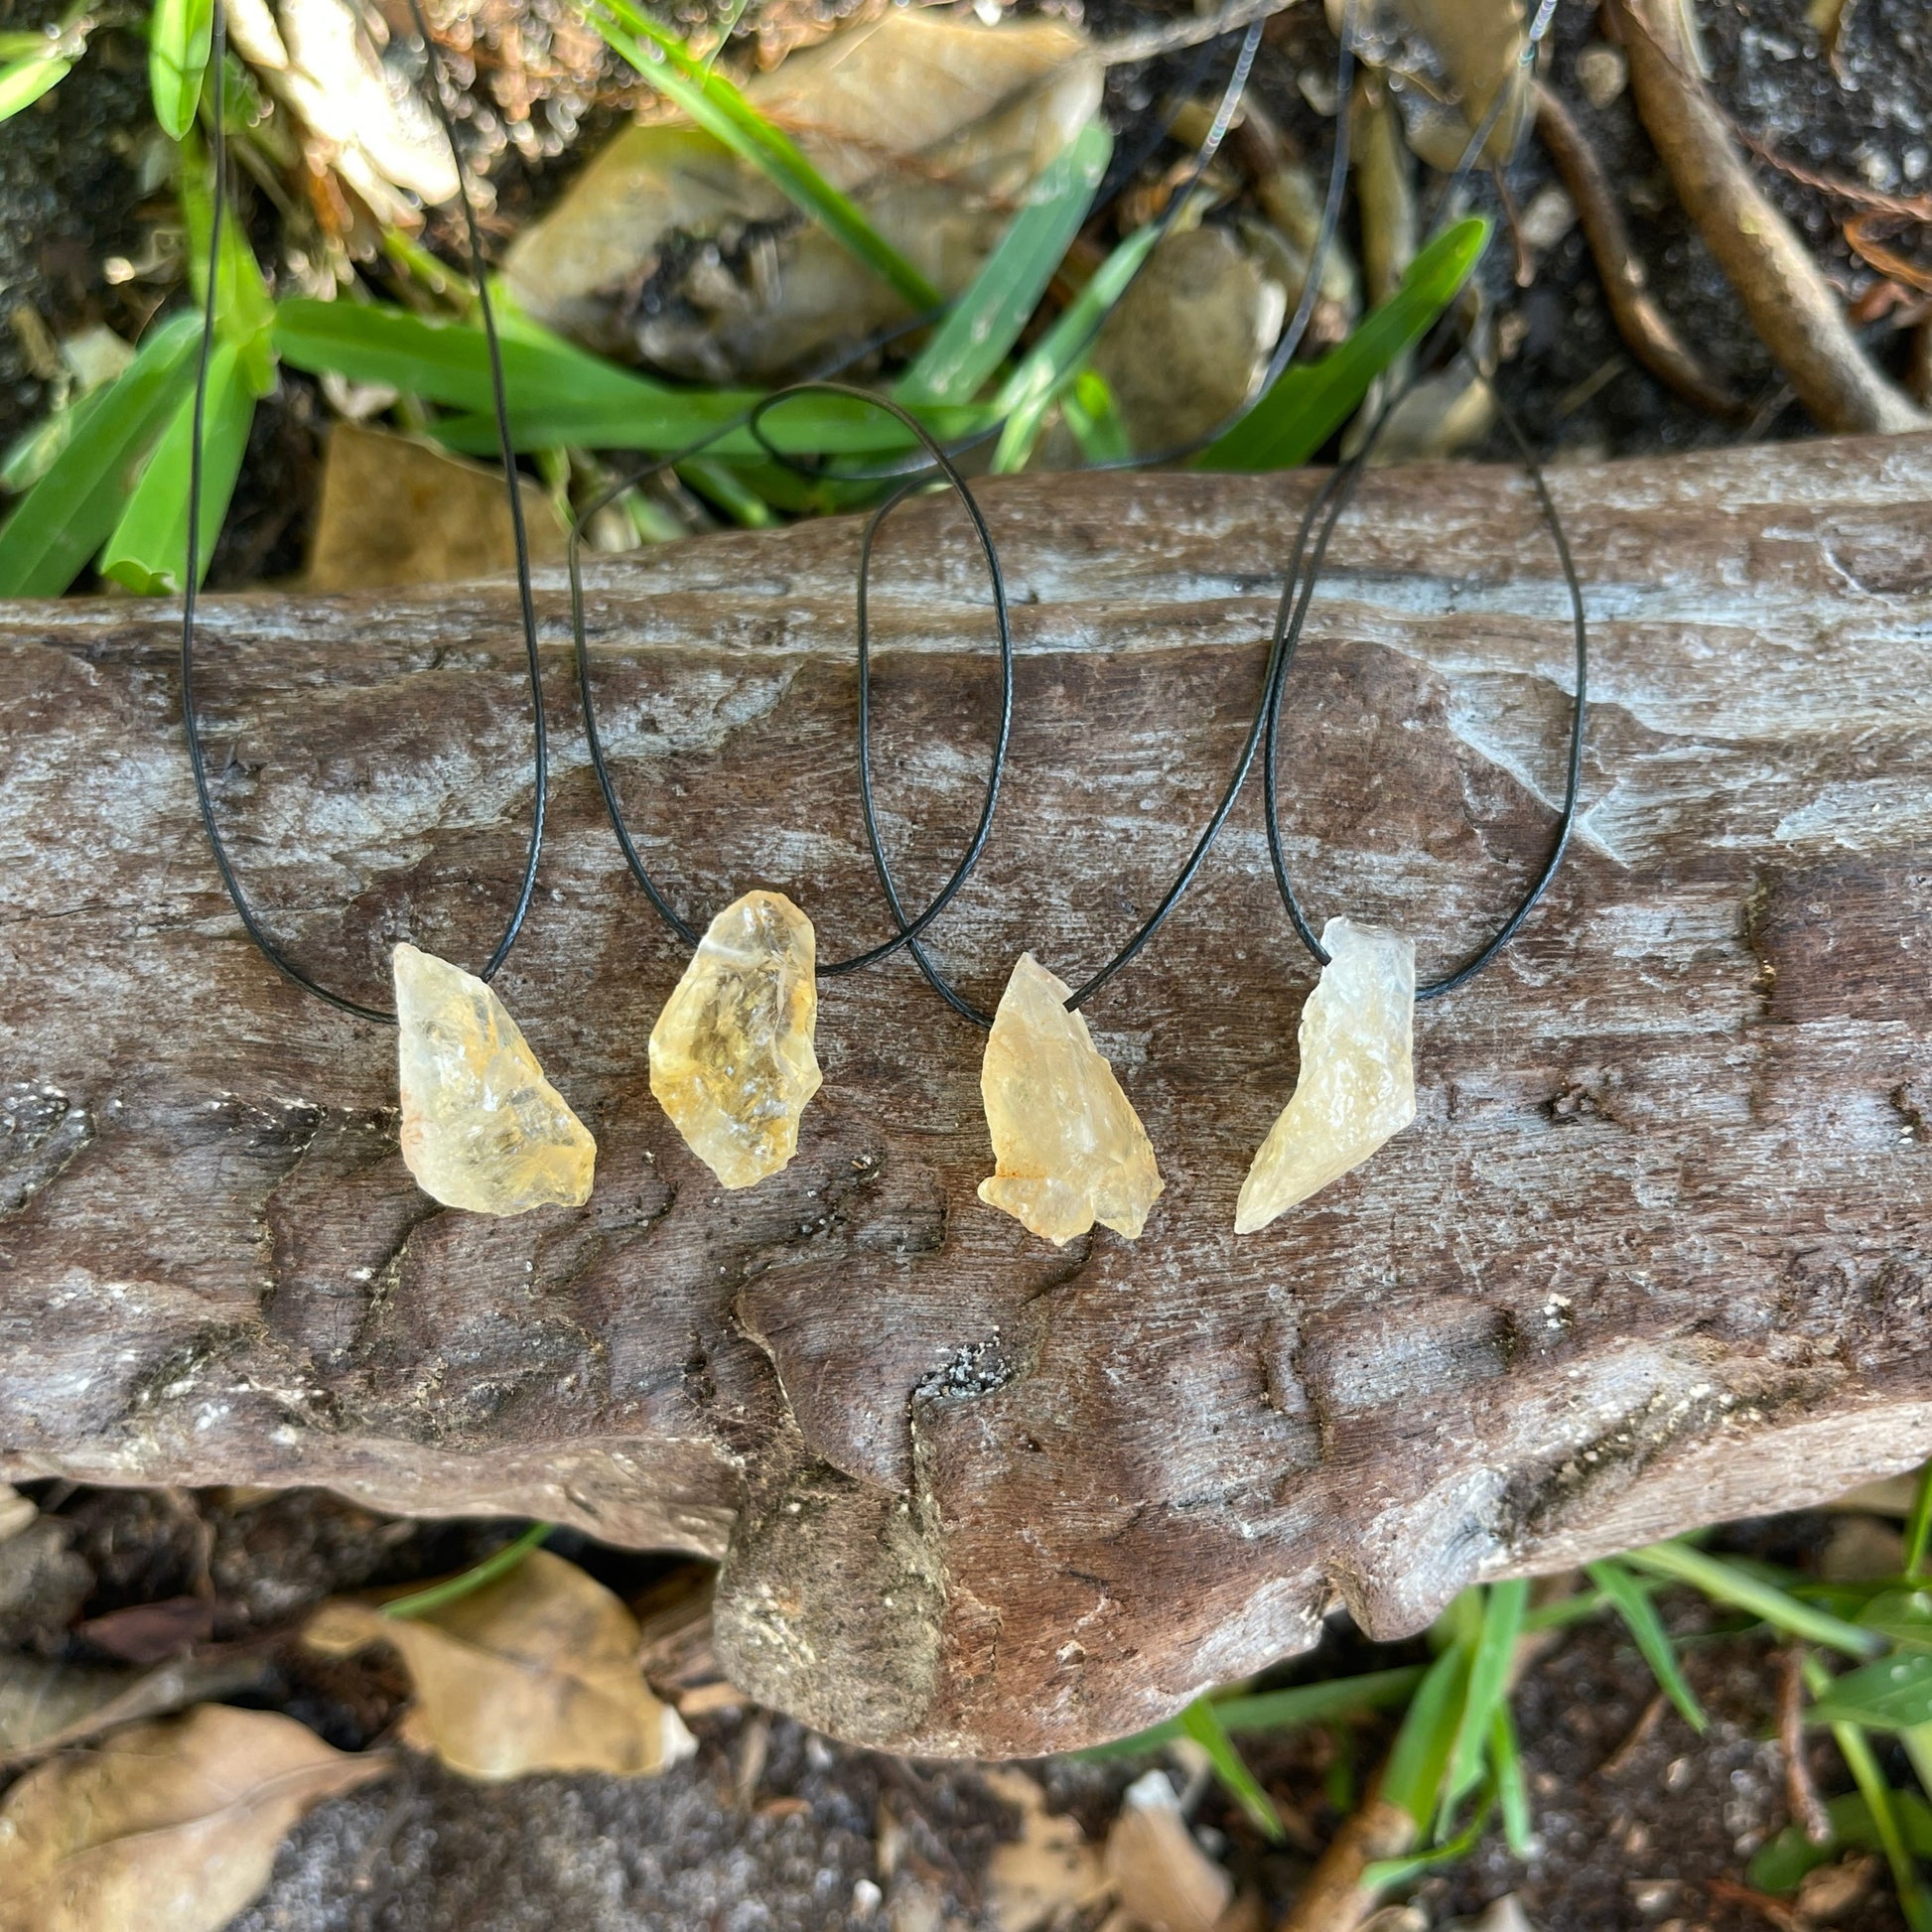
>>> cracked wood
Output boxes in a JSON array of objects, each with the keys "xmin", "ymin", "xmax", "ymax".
[{"xmin": 3, "ymin": 438, "xmax": 1931, "ymax": 1755}]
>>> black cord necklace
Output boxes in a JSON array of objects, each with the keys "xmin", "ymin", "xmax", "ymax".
[{"xmin": 179, "ymin": 0, "xmax": 596, "ymax": 1218}]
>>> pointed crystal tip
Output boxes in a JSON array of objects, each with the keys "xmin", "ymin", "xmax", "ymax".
[
  {"xmin": 977, "ymin": 953, "xmax": 1164, "ymax": 1246},
  {"xmin": 649, "ymin": 890, "xmax": 822, "ymax": 1189},
  {"xmin": 393, "ymin": 943, "xmax": 596, "ymax": 1216},
  {"xmin": 1235, "ymin": 917, "xmax": 1415, "ymax": 1234}
]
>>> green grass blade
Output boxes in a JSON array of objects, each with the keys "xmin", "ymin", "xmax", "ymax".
[
  {"xmin": 150, "ymin": 0, "xmax": 213, "ymax": 138},
  {"xmin": 896, "ymin": 119, "xmax": 1113, "ymax": 407},
  {"xmin": 991, "ymin": 220, "xmax": 1162, "ymax": 474},
  {"xmin": 0, "ymin": 311, "xmax": 203, "ymax": 596},
  {"xmin": 1177, "ymin": 1697, "xmax": 1285, "ymax": 1843},
  {"xmin": 1808, "ymin": 1652, "xmax": 1932, "ymax": 1731},
  {"xmin": 1830, "ymin": 1715, "xmax": 1932, "ymax": 1931},
  {"xmin": 1061, "ymin": 367, "xmax": 1132, "ymax": 464},
  {"xmin": 0, "ymin": 50, "xmax": 70, "ymax": 119},
  {"xmin": 382, "ymin": 1523, "xmax": 552, "ymax": 1620},
  {"xmin": 1625, "ymin": 1543, "xmax": 1884, "ymax": 1659},
  {"xmin": 1076, "ymin": 1666, "xmax": 1425, "ymax": 1760},
  {"xmin": 1488, "ymin": 1704, "xmax": 1532, "ymax": 1857},
  {"xmin": 590, "ymin": 0, "xmax": 939, "ymax": 310},
  {"xmin": 182, "ymin": 133, "xmax": 277, "ymax": 394},
  {"xmin": 1752, "ymin": 1788, "xmax": 1932, "ymax": 1892},
  {"xmin": 677, "ymin": 457, "xmax": 778, "ymax": 527},
  {"xmin": 1198, "ymin": 215, "xmax": 1489, "ymax": 472},
  {"xmin": 1906, "ymin": 1723, "xmax": 1932, "ymax": 1803},
  {"xmin": 1441, "ymin": 1581, "xmax": 1527, "ymax": 1826},
  {"xmin": 97, "ymin": 337, "xmax": 254, "ymax": 594},
  {"xmin": 1587, "ymin": 1558, "xmax": 1709, "ymax": 1733},
  {"xmin": 1908, "ymin": 1464, "xmax": 1932, "ymax": 1580},
  {"xmin": 1361, "ymin": 1805, "xmax": 1490, "ymax": 1892},
  {"xmin": 1380, "ymin": 1644, "xmax": 1470, "ymax": 1830}
]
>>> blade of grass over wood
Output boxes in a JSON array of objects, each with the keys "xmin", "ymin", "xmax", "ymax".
[
  {"xmin": 991, "ymin": 220, "xmax": 1163, "ymax": 473},
  {"xmin": 1177, "ymin": 1697, "xmax": 1286, "ymax": 1843},
  {"xmin": 1808, "ymin": 1654, "xmax": 1932, "ymax": 1932},
  {"xmin": 97, "ymin": 338, "xmax": 255, "ymax": 594},
  {"xmin": 1626, "ymin": 1543, "xmax": 1884, "ymax": 1658},
  {"xmin": 1198, "ymin": 215, "xmax": 1489, "ymax": 472},
  {"xmin": 590, "ymin": 0, "xmax": 940, "ymax": 311},
  {"xmin": 896, "ymin": 119, "xmax": 1113, "ymax": 407},
  {"xmin": 0, "ymin": 49, "xmax": 69, "ymax": 119},
  {"xmin": 0, "ymin": 312, "xmax": 202, "ymax": 597},
  {"xmin": 1586, "ymin": 1558, "xmax": 1709, "ymax": 1732},
  {"xmin": 150, "ymin": 0, "xmax": 212, "ymax": 138},
  {"xmin": 1441, "ymin": 1581, "xmax": 1527, "ymax": 1827},
  {"xmin": 1076, "ymin": 1666, "xmax": 1424, "ymax": 1758},
  {"xmin": 1908, "ymin": 1463, "xmax": 1932, "ymax": 1579},
  {"xmin": 1380, "ymin": 1644, "xmax": 1471, "ymax": 1829}
]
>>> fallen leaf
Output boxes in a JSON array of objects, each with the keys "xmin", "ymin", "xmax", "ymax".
[
  {"xmin": 503, "ymin": 8, "xmax": 1101, "ymax": 381},
  {"xmin": 305, "ymin": 422, "xmax": 567, "ymax": 592},
  {"xmin": 0, "ymin": 1486, "xmax": 34, "ymax": 1544},
  {"xmin": 984, "ymin": 1766, "xmax": 1110, "ymax": 1932},
  {"xmin": 305, "ymin": 1548, "xmax": 697, "ymax": 1780},
  {"xmin": 0, "ymin": 1652, "xmax": 275, "ymax": 1771},
  {"xmin": 76, "ymin": 1596, "xmax": 217, "ymax": 1665},
  {"xmin": 0, "ymin": 1703, "xmax": 386, "ymax": 1932},
  {"xmin": 1102, "ymin": 1769, "xmax": 1231, "ymax": 1932},
  {"xmin": 0, "ymin": 1658, "xmax": 136, "ymax": 1754}
]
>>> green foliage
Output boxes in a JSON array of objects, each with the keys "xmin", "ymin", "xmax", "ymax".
[
  {"xmin": 0, "ymin": 313, "xmax": 203, "ymax": 597},
  {"xmin": 150, "ymin": 0, "xmax": 214, "ymax": 139},
  {"xmin": 1586, "ymin": 1557, "xmax": 1709, "ymax": 1733},
  {"xmin": 1080, "ymin": 1665, "xmax": 1425, "ymax": 1758},
  {"xmin": 1198, "ymin": 216, "xmax": 1489, "ymax": 472},
  {"xmin": 589, "ymin": 0, "xmax": 939, "ymax": 310},
  {"xmin": 1908, "ymin": 1464, "xmax": 1932, "ymax": 1579},
  {"xmin": 1808, "ymin": 1652, "xmax": 1932, "ymax": 1731},
  {"xmin": 1176, "ymin": 1698, "xmax": 1285, "ymax": 1844},
  {"xmin": 382, "ymin": 1524, "xmax": 553, "ymax": 1620},
  {"xmin": 1624, "ymin": 1542, "xmax": 1884, "ymax": 1658},
  {"xmin": 897, "ymin": 119, "xmax": 1113, "ymax": 408},
  {"xmin": 1752, "ymin": 1789, "xmax": 1932, "ymax": 1893},
  {"xmin": 97, "ymin": 337, "xmax": 255, "ymax": 593},
  {"xmin": 0, "ymin": 44, "xmax": 69, "ymax": 119},
  {"xmin": 1380, "ymin": 1642, "xmax": 1470, "ymax": 1830},
  {"xmin": 1440, "ymin": 1579, "xmax": 1526, "ymax": 1828}
]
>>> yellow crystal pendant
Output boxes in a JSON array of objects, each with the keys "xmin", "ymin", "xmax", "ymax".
[
  {"xmin": 977, "ymin": 953, "xmax": 1164, "ymax": 1246},
  {"xmin": 649, "ymin": 890, "xmax": 822, "ymax": 1189},
  {"xmin": 1235, "ymin": 917, "xmax": 1416, "ymax": 1234},
  {"xmin": 393, "ymin": 942, "xmax": 596, "ymax": 1216}
]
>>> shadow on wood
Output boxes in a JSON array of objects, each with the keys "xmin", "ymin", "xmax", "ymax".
[{"xmin": 2, "ymin": 439, "xmax": 1930, "ymax": 1754}]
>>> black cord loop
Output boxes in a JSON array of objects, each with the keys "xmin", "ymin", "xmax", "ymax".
[
  {"xmin": 1258, "ymin": 336, "xmax": 1588, "ymax": 1000},
  {"xmin": 180, "ymin": 0, "xmax": 546, "ymax": 1024},
  {"xmin": 575, "ymin": 381, "xmax": 1014, "ymax": 985}
]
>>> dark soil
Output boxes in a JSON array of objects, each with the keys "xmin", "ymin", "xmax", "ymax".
[{"xmin": 0, "ymin": 1483, "xmax": 1908, "ymax": 1931}]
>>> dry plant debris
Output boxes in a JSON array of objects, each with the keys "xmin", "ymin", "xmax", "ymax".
[
  {"xmin": 305, "ymin": 1547, "xmax": 696, "ymax": 1780},
  {"xmin": 1102, "ymin": 1768, "xmax": 1235, "ymax": 1932},
  {"xmin": 983, "ymin": 1766, "xmax": 1109, "ymax": 1932},
  {"xmin": 0, "ymin": 1703, "xmax": 387, "ymax": 1932}
]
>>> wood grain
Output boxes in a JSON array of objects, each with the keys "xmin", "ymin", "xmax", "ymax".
[{"xmin": 3, "ymin": 436, "xmax": 1930, "ymax": 1754}]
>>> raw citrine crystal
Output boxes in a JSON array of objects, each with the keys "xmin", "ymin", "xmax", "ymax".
[
  {"xmin": 977, "ymin": 953, "xmax": 1164, "ymax": 1246},
  {"xmin": 1235, "ymin": 917, "xmax": 1416, "ymax": 1234},
  {"xmin": 649, "ymin": 890, "xmax": 822, "ymax": 1189},
  {"xmin": 393, "ymin": 943, "xmax": 596, "ymax": 1216}
]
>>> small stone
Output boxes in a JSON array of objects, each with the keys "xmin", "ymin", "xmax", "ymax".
[
  {"xmin": 393, "ymin": 943, "xmax": 595, "ymax": 1216},
  {"xmin": 1235, "ymin": 918, "xmax": 1415, "ymax": 1234},
  {"xmin": 977, "ymin": 954, "xmax": 1163, "ymax": 1245},
  {"xmin": 649, "ymin": 891, "xmax": 822, "ymax": 1189}
]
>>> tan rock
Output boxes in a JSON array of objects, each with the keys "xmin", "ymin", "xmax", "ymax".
[
  {"xmin": 393, "ymin": 943, "xmax": 595, "ymax": 1216},
  {"xmin": 1235, "ymin": 918, "xmax": 1415, "ymax": 1234},
  {"xmin": 649, "ymin": 891, "xmax": 822, "ymax": 1188},
  {"xmin": 977, "ymin": 954, "xmax": 1163, "ymax": 1245}
]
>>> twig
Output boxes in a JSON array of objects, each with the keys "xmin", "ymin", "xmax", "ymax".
[
  {"xmin": 1705, "ymin": 1875, "xmax": 1805, "ymax": 1932},
  {"xmin": 1533, "ymin": 81, "xmax": 1744, "ymax": 420},
  {"xmin": 1607, "ymin": 0, "xmax": 1927, "ymax": 434},
  {"xmin": 1731, "ymin": 127, "xmax": 1932, "ymax": 225},
  {"xmin": 1097, "ymin": 0, "xmax": 1302, "ymax": 69},
  {"xmin": 1844, "ymin": 215, "xmax": 1932, "ymax": 297},
  {"xmin": 1278, "ymin": 1796, "xmax": 1416, "ymax": 1932},
  {"xmin": 1599, "ymin": 1690, "xmax": 1668, "ymax": 1779},
  {"xmin": 1779, "ymin": 1646, "xmax": 1834, "ymax": 1846}
]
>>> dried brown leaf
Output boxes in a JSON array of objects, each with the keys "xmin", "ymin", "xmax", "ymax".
[
  {"xmin": 304, "ymin": 1548, "xmax": 695, "ymax": 1781},
  {"xmin": 985, "ymin": 1766, "xmax": 1110, "ymax": 1932},
  {"xmin": 0, "ymin": 1486, "xmax": 35, "ymax": 1545},
  {"xmin": 1102, "ymin": 1770, "xmax": 1231, "ymax": 1932},
  {"xmin": 0, "ymin": 1703, "xmax": 387, "ymax": 1932}
]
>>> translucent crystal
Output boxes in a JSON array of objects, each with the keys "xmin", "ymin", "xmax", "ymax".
[
  {"xmin": 977, "ymin": 953, "xmax": 1164, "ymax": 1245},
  {"xmin": 649, "ymin": 890, "xmax": 822, "ymax": 1189},
  {"xmin": 393, "ymin": 943, "xmax": 596, "ymax": 1216},
  {"xmin": 1235, "ymin": 917, "xmax": 1415, "ymax": 1234}
]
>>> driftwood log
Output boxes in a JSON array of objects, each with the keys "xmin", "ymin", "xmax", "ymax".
[{"xmin": 3, "ymin": 435, "xmax": 1930, "ymax": 1756}]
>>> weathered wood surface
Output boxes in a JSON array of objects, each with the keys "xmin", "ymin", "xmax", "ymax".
[{"xmin": 3, "ymin": 437, "xmax": 1930, "ymax": 1755}]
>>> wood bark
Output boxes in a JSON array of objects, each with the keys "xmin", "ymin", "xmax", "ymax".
[{"xmin": 2, "ymin": 436, "xmax": 1930, "ymax": 1755}]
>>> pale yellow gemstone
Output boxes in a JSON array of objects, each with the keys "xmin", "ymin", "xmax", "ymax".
[
  {"xmin": 977, "ymin": 953, "xmax": 1164, "ymax": 1245},
  {"xmin": 649, "ymin": 890, "xmax": 822, "ymax": 1189},
  {"xmin": 393, "ymin": 943, "xmax": 596, "ymax": 1215},
  {"xmin": 1235, "ymin": 917, "xmax": 1416, "ymax": 1234}
]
